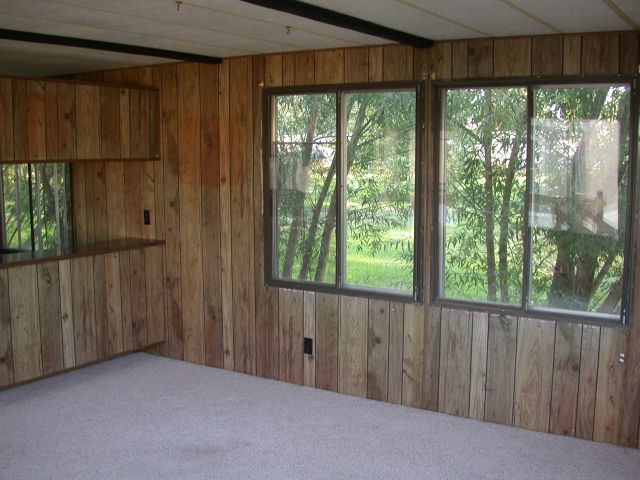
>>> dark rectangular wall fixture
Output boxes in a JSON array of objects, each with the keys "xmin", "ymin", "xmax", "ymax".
[
  {"xmin": 0, "ymin": 28, "xmax": 222, "ymax": 64},
  {"xmin": 239, "ymin": 0, "xmax": 434, "ymax": 48}
]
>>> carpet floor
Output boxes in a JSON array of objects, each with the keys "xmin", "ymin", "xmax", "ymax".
[{"xmin": 0, "ymin": 353, "xmax": 639, "ymax": 479}]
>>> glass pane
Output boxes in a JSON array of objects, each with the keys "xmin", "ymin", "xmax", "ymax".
[
  {"xmin": 530, "ymin": 84, "xmax": 631, "ymax": 316},
  {"xmin": 272, "ymin": 93, "xmax": 337, "ymax": 284},
  {"xmin": 344, "ymin": 90, "xmax": 416, "ymax": 292},
  {"xmin": 1, "ymin": 163, "xmax": 31, "ymax": 251},
  {"xmin": 33, "ymin": 163, "xmax": 73, "ymax": 252},
  {"xmin": 440, "ymin": 87, "xmax": 528, "ymax": 304}
]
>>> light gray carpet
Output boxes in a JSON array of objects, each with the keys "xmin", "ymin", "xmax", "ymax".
[{"xmin": 1, "ymin": 353, "xmax": 638, "ymax": 480}]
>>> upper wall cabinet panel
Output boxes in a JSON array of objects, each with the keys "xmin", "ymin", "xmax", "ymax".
[{"xmin": 0, "ymin": 77, "xmax": 159, "ymax": 163}]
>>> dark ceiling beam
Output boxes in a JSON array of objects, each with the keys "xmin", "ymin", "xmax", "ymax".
[
  {"xmin": 0, "ymin": 28, "xmax": 222, "ymax": 64},
  {"xmin": 239, "ymin": 0, "xmax": 434, "ymax": 48}
]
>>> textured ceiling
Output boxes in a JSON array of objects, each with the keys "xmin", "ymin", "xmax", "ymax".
[{"xmin": 0, "ymin": 0, "xmax": 637, "ymax": 76}]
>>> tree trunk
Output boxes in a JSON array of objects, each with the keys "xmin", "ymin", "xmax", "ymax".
[{"xmin": 482, "ymin": 91, "xmax": 497, "ymax": 302}]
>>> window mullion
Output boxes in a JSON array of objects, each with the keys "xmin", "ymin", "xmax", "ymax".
[
  {"xmin": 336, "ymin": 91, "xmax": 345, "ymax": 290},
  {"xmin": 521, "ymin": 84, "xmax": 534, "ymax": 312}
]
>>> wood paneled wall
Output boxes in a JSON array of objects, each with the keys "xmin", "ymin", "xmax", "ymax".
[
  {"xmin": 56, "ymin": 31, "xmax": 640, "ymax": 448},
  {"xmin": 0, "ymin": 77, "xmax": 159, "ymax": 163},
  {"xmin": 0, "ymin": 245, "xmax": 165, "ymax": 387}
]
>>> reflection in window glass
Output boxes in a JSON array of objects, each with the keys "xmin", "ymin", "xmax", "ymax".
[
  {"xmin": 273, "ymin": 93, "xmax": 337, "ymax": 284},
  {"xmin": 440, "ymin": 87, "xmax": 528, "ymax": 304},
  {"xmin": 345, "ymin": 90, "xmax": 416, "ymax": 292},
  {"xmin": 530, "ymin": 84, "xmax": 631, "ymax": 315}
]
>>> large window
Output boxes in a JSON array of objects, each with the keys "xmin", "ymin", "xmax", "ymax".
[
  {"xmin": 0, "ymin": 163, "xmax": 73, "ymax": 254},
  {"xmin": 265, "ymin": 83, "xmax": 421, "ymax": 300},
  {"xmin": 437, "ymin": 79, "xmax": 635, "ymax": 323}
]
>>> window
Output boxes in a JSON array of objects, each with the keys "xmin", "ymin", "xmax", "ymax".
[
  {"xmin": 265, "ymin": 83, "xmax": 422, "ymax": 300},
  {"xmin": 0, "ymin": 163, "xmax": 73, "ymax": 254},
  {"xmin": 437, "ymin": 79, "xmax": 635, "ymax": 323}
]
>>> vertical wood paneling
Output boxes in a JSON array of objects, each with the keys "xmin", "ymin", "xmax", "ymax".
[
  {"xmin": 8, "ymin": 266, "xmax": 42, "ymax": 382},
  {"xmin": 0, "ymin": 78, "xmax": 13, "ymax": 162},
  {"xmin": 144, "ymin": 246, "xmax": 165, "ymax": 345},
  {"xmin": 104, "ymin": 253, "xmax": 124, "ymax": 356},
  {"xmin": 279, "ymin": 289, "xmax": 303, "ymax": 385},
  {"xmin": 230, "ymin": 57, "xmax": 256, "ymax": 375},
  {"xmin": 338, "ymin": 296, "xmax": 368, "ymax": 397},
  {"xmin": 422, "ymin": 306, "xmax": 441, "ymax": 411},
  {"xmin": 549, "ymin": 323, "xmax": 582, "ymax": 436},
  {"xmin": 367, "ymin": 299, "xmax": 389, "ymax": 401},
  {"xmin": 58, "ymin": 259, "xmax": 75, "ymax": 369},
  {"xmin": 582, "ymin": 33, "xmax": 619, "ymax": 75},
  {"xmin": 576, "ymin": 325, "xmax": 601, "ymax": 440},
  {"xmin": 451, "ymin": 40, "xmax": 469, "ymax": 79},
  {"xmin": 532, "ymin": 35, "xmax": 563, "ymax": 76},
  {"xmin": 563, "ymin": 35, "xmax": 582, "ymax": 75},
  {"xmin": 200, "ymin": 63, "xmax": 223, "ymax": 368},
  {"xmin": 513, "ymin": 318, "xmax": 555, "ymax": 432},
  {"xmin": 469, "ymin": 312, "xmax": 488, "ymax": 420},
  {"xmin": 388, "ymin": 302, "xmax": 404, "ymax": 405},
  {"xmin": 0, "ymin": 270, "xmax": 14, "ymax": 386},
  {"xmin": 439, "ymin": 308, "xmax": 472, "ymax": 417},
  {"xmin": 402, "ymin": 304, "xmax": 424, "ymax": 407},
  {"xmin": 71, "ymin": 257, "xmax": 96, "ymax": 365},
  {"xmin": 485, "ymin": 314, "xmax": 517, "ymax": 425},
  {"xmin": 303, "ymin": 291, "xmax": 316, "ymax": 387},
  {"xmin": 494, "ymin": 38, "xmax": 531, "ymax": 77},
  {"xmin": 316, "ymin": 292, "xmax": 339, "ymax": 391},
  {"xmin": 36, "ymin": 263, "xmax": 63, "ymax": 374},
  {"xmin": 468, "ymin": 39, "xmax": 493, "ymax": 78}
]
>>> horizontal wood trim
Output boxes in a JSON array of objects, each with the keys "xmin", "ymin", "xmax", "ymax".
[{"xmin": 0, "ymin": 238, "xmax": 165, "ymax": 270}]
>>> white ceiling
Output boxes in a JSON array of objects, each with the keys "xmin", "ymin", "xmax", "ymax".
[{"xmin": 0, "ymin": 0, "xmax": 637, "ymax": 76}]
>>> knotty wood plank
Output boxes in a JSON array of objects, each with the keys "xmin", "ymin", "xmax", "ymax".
[
  {"xmin": 513, "ymin": 317, "xmax": 555, "ymax": 432},
  {"xmin": 413, "ymin": 47, "xmax": 430, "ymax": 82},
  {"xmin": 451, "ymin": 40, "xmax": 469, "ymax": 79},
  {"xmin": 532, "ymin": 35, "xmax": 563, "ymax": 76},
  {"xmin": 550, "ymin": 323, "xmax": 582, "ymax": 437},
  {"xmin": 104, "ymin": 252, "xmax": 123, "ymax": 356},
  {"xmin": 368, "ymin": 46, "xmax": 383, "ymax": 82},
  {"xmin": 316, "ymin": 49, "xmax": 345, "ymax": 83},
  {"xmin": 316, "ymin": 292, "xmax": 339, "ymax": 391},
  {"xmin": 256, "ymin": 54, "xmax": 281, "ymax": 380},
  {"xmin": 177, "ymin": 63, "xmax": 204, "ymax": 365},
  {"xmin": 344, "ymin": 48, "xmax": 368, "ymax": 83},
  {"xmin": 338, "ymin": 296, "xmax": 368, "ymax": 397},
  {"xmin": 160, "ymin": 63, "xmax": 183, "ymax": 360},
  {"xmin": 429, "ymin": 42, "xmax": 452, "ymax": 81},
  {"xmin": 57, "ymin": 83, "xmax": 76, "ymax": 162},
  {"xmin": 218, "ymin": 60, "xmax": 233, "ymax": 370},
  {"xmin": 0, "ymin": 78, "xmax": 13, "ymax": 162},
  {"xmin": 8, "ymin": 265, "xmax": 41, "ymax": 382},
  {"xmin": 468, "ymin": 39, "xmax": 493, "ymax": 78},
  {"xmin": 485, "ymin": 314, "xmax": 517, "ymax": 425},
  {"xmin": 402, "ymin": 303, "xmax": 424, "ymax": 408},
  {"xmin": 576, "ymin": 325, "xmax": 600, "ymax": 440},
  {"xmin": 129, "ymin": 249, "xmax": 148, "ymax": 350},
  {"xmin": 36, "ymin": 262, "xmax": 63, "ymax": 374},
  {"xmin": 71, "ymin": 257, "xmax": 96, "ymax": 365},
  {"xmin": 582, "ymin": 33, "xmax": 619, "ymax": 75},
  {"xmin": 145, "ymin": 246, "xmax": 165, "ymax": 345},
  {"xmin": 469, "ymin": 311, "xmax": 489, "ymax": 420},
  {"xmin": 92, "ymin": 254, "xmax": 109, "ymax": 360},
  {"xmin": 119, "ymin": 251, "xmax": 134, "ymax": 352},
  {"xmin": 367, "ymin": 299, "xmax": 389, "ymax": 401},
  {"xmin": 594, "ymin": 327, "xmax": 628, "ymax": 444},
  {"xmin": 0, "ymin": 270, "xmax": 14, "ymax": 386},
  {"xmin": 422, "ymin": 306, "xmax": 441, "ymax": 411},
  {"xmin": 563, "ymin": 35, "xmax": 582, "ymax": 76},
  {"xmin": 58, "ymin": 259, "xmax": 75, "ymax": 368},
  {"xmin": 279, "ymin": 289, "xmax": 304, "ymax": 385},
  {"xmin": 230, "ymin": 57, "xmax": 256, "ymax": 375},
  {"xmin": 27, "ymin": 80, "xmax": 46, "ymax": 161},
  {"xmin": 619, "ymin": 32, "xmax": 639, "ymax": 75},
  {"xmin": 383, "ymin": 44, "xmax": 414, "ymax": 81},
  {"xmin": 12, "ymin": 80, "xmax": 28, "ymax": 162},
  {"xmin": 200, "ymin": 63, "xmax": 223, "ymax": 368},
  {"xmin": 303, "ymin": 291, "xmax": 316, "ymax": 388},
  {"xmin": 439, "ymin": 308, "xmax": 472, "ymax": 417},
  {"xmin": 388, "ymin": 302, "xmax": 404, "ymax": 405},
  {"xmin": 494, "ymin": 38, "xmax": 531, "ymax": 77}
]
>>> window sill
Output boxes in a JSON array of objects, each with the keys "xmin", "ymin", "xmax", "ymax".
[{"xmin": 0, "ymin": 237, "xmax": 165, "ymax": 270}]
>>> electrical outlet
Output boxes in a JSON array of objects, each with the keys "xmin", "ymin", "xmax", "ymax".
[
  {"xmin": 304, "ymin": 337, "xmax": 313, "ymax": 355},
  {"xmin": 143, "ymin": 210, "xmax": 151, "ymax": 225}
]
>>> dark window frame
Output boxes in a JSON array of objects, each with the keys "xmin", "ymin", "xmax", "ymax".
[
  {"xmin": 432, "ymin": 75, "xmax": 639, "ymax": 326},
  {"xmin": 263, "ymin": 81, "xmax": 425, "ymax": 303}
]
